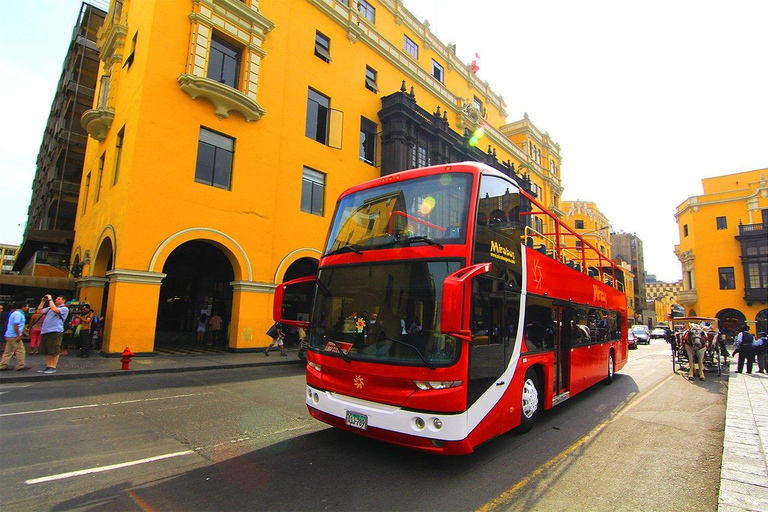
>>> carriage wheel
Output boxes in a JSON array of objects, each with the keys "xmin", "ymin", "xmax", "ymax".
[
  {"xmin": 715, "ymin": 342, "xmax": 722, "ymax": 376},
  {"xmin": 671, "ymin": 340, "xmax": 676, "ymax": 373}
]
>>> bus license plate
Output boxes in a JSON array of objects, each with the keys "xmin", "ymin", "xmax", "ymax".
[{"xmin": 345, "ymin": 411, "xmax": 368, "ymax": 430}]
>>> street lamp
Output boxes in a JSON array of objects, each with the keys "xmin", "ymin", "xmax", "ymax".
[{"xmin": 37, "ymin": 246, "xmax": 83, "ymax": 278}]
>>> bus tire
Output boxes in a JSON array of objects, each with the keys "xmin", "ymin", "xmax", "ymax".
[
  {"xmin": 603, "ymin": 350, "xmax": 615, "ymax": 385},
  {"xmin": 517, "ymin": 369, "xmax": 540, "ymax": 433}
]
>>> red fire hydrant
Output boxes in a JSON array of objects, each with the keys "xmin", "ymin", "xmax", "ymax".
[{"xmin": 120, "ymin": 347, "xmax": 135, "ymax": 370}]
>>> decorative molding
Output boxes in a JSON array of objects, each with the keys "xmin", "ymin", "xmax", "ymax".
[
  {"xmin": 81, "ymin": 108, "xmax": 115, "ymax": 142},
  {"xmin": 149, "ymin": 227, "xmax": 253, "ymax": 281},
  {"xmin": 76, "ymin": 276, "xmax": 109, "ymax": 288},
  {"xmin": 178, "ymin": 74, "xmax": 266, "ymax": 121},
  {"xmin": 106, "ymin": 269, "xmax": 166, "ymax": 285},
  {"xmin": 230, "ymin": 281, "xmax": 276, "ymax": 293}
]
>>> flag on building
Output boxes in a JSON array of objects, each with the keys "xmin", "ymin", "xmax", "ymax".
[{"xmin": 471, "ymin": 53, "xmax": 480, "ymax": 74}]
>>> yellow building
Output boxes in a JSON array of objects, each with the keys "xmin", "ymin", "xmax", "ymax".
[
  {"xmin": 560, "ymin": 200, "xmax": 612, "ymax": 260},
  {"xmin": 675, "ymin": 168, "xmax": 768, "ymax": 336},
  {"xmin": 71, "ymin": 0, "xmax": 566, "ymax": 355}
]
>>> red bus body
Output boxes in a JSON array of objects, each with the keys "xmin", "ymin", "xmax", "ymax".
[{"xmin": 275, "ymin": 162, "xmax": 627, "ymax": 455}]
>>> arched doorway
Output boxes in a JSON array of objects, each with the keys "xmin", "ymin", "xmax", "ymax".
[
  {"xmin": 716, "ymin": 308, "xmax": 747, "ymax": 338},
  {"xmin": 280, "ymin": 257, "xmax": 318, "ymax": 347},
  {"xmin": 155, "ymin": 241, "xmax": 234, "ymax": 350},
  {"xmin": 757, "ymin": 309, "xmax": 768, "ymax": 335}
]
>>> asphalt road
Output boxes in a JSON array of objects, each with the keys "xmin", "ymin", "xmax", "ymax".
[{"xmin": 0, "ymin": 340, "xmax": 725, "ymax": 511}]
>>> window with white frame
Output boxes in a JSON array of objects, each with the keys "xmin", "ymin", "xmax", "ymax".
[
  {"xmin": 431, "ymin": 59, "xmax": 444, "ymax": 82},
  {"xmin": 357, "ymin": 0, "xmax": 375, "ymax": 23},
  {"xmin": 208, "ymin": 35, "xmax": 242, "ymax": 89},
  {"xmin": 404, "ymin": 35, "xmax": 418, "ymax": 58},
  {"xmin": 195, "ymin": 127, "xmax": 234, "ymax": 190},
  {"xmin": 315, "ymin": 31, "xmax": 331, "ymax": 62},
  {"xmin": 301, "ymin": 167, "xmax": 325, "ymax": 216}
]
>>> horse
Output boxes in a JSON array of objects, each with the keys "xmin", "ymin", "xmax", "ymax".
[{"xmin": 680, "ymin": 323, "xmax": 710, "ymax": 380}]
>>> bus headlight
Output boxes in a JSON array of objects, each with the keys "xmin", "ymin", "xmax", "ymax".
[
  {"xmin": 413, "ymin": 380, "xmax": 462, "ymax": 390},
  {"xmin": 432, "ymin": 418, "xmax": 443, "ymax": 430},
  {"xmin": 413, "ymin": 417, "xmax": 425, "ymax": 430},
  {"xmin": 308, "ymin": 361, "xmax": 321, "ymax": 372}
]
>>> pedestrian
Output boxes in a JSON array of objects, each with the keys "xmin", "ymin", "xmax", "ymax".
[
  {"xmin": 733, "ymin": 325, "xmax": 755, "ymax": 374},
  {"xmin": 37, "ymin": 294, "xmax": 70, "ymax": 375},
  {"xmin": 755, "ymin": 331, "xmax": 767, "ymax": 374},
  {"xmin": 27, "ymin": 307, "xmax": 45, "ymax": 355},
  {"xmin": 263, "ymin": 322, "xmax": 286, "ymax": 356},
  {"xmin": 0, "ymin": 304, "xmax": 6, "ymax": 353},
  {"xmin": 0, "ymin": 302, "xmax": 31, "ymax": 371},
  {"xmin": 75, "ymin": 304, "xmax": 94, "ymax": 358},
  {"xmin": 298, "ymin": 325, "xmax": 308, "ymax": 360},
  {"xmin": 197, "ymin": 313, "xmax": 208, "ymax": 345},
  {"xmin": 717, "ymin": 332, "xmax": 729, "ymax": 362},
  {"xmin": 209, "ymin": 311, "xmax": 224, "ymax": 347}
]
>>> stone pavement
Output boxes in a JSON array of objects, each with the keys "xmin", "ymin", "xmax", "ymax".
[
  {"xmin": 719, "ymin": 367, "xmax": 768, "ymax": 511},
  {"xmin": 0, "ymin": 346, "xmax": 302, "ymax": 383}
]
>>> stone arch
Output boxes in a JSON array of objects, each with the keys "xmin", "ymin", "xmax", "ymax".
[
  {"xmin": 716, "ymin": 308, "xmax": 747, "ymax": 337},
  {"xmin": 92, "ymin": 235, "xmax": 115, "ymax": 277},
  {"xmin": 273, "ymin": 248, "xmax": 321, "ymax": 284},
  {"xmin": 149, "ymin": 228, "xmax": 251, "ymax": 282},
  {"xmin": 756, "ymin": 309, "xmax": 768, "ymax": 334}
]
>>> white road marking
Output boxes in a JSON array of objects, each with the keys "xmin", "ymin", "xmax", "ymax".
[
  {"xmin": 24, "ymin": 450, "xmax": 196, "ymax": 485},
  {"xmin": 0, "ymin": 392, "xmax": 213, "ymax": 417}
]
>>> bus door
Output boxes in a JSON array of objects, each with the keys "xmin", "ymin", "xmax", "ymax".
[
  {"xmin": 468, "ymin": 277, "xmax": 507, "ymax": 419},
  {"xmin": 553, "ymin": 305, "xmax": 571, "ymax": 397}
]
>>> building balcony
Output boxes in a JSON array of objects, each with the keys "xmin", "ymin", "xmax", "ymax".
[
  {"xmin": 677, "ymin": 289, "xmax": 698, "ymax": 305},
  {"xmin": 97, "ymin": 0, "xmax": 127, "ymax": 63},
  {"xmin": 81, "ymin": 108, "xmax": 114, "ymax": 142},
  {"xmin": 178, "ymin": 74, "xmax": 266, "ymax": 122},
  {"xmin": 736, "ymin": 222, "xmax": 767, "ymax": 239},
  {"xmin": 744, "ymin": 287, "xmax": 768, "ymax": 304}
]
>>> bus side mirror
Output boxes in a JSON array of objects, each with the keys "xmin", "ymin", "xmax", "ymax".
[
  {"xmin": 273, "ymin": 276, "xmax": 315, "ymax": 329},
  {"xmin": 440, "ymin": 262, "xmax": 492, "ymax": 335}
]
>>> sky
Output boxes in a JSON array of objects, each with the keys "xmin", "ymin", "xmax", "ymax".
[{"xmin": 1, "ymin": 0, "xmax": 766, "ymax": 282}]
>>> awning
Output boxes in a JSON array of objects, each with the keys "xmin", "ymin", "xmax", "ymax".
[
  {"xmin": 12, "ymin": 229, "xmax": 75, "ymax": 272},
  {"xmin": 0, "ymin": 274, "xmax": 77, "ymax": 291}
]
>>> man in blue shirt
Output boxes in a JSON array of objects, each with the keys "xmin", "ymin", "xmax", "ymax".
[
  {"xmin": 37, "ymin": 294, "xmax": 69, "ymax": 375},
  {"xmin": 0, "ymin": 302, "xmax": 31, "ymax": 371}
]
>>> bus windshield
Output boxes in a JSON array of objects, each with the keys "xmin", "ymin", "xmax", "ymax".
[
  {"xmin": 325, "ymin": 173, "xmax": 472, "ymax": 255},
  {"xmin": 309, "ymin": 260, "xmax": 463, "ymax": 366}
]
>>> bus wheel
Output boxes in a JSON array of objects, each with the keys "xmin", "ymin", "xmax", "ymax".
[
  {"xmin": 518, "ymin": 370, "xmax": 540, "ymax": 433},
  {"xmin": 603, "ymin": 351, "xmax": 615, "ymax": 385}
]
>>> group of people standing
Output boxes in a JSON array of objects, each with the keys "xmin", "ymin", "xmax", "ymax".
[
  {"xmin": 0, "ymin": 294, "xmax": 104, "ymax": 374},
  {"xmin": 733, "ymin": 326, "xmax": 767, "ymax": 375},
  {"xmin": 196, "ymin": 311, "xmax": 225, "ymax": 347}
]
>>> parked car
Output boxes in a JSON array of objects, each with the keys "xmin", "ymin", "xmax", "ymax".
[
  {"xmin": 631, "ymin": 325, "xmax": 651, "ymax": 345},
  {"xmin": 628, "ymin": 330, "xmax": 638, "ymax": 350},
  {"xmin": 651, "ymin": 327, "xmax": 671, "ymax": 340}
]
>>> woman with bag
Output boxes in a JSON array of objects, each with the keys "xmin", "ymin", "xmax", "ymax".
[
  {"xmin": 26, "ymin": 309, "xmax": 45, "ymax": 355},
  {"xmin": 263, "ymin": 322, "xmax": 286, "ymax": 356}
]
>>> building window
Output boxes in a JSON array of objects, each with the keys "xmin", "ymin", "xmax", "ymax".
[
  {"xmin": 95, "ymin": 153, "xmax": 105, "ymax": 202},
  {"xmin": 113, "ymin": 126, "xmax": 124, "ymax": 185},
  {"xmin": 124, "ymin": 32, "xmax": 137, "ymax": 69},
  {"xmin": 575, "ymin": 220, "xmax": 585, "ymax": 230},
  {"xmin": 365, "ymin": 66, "xmax": 378, "ymax": 92},
  {"xmin": 195, "ymin": 127, "xmax": 234, "ymax": 190},
  {"xmin": 301, "ymin": 167, "xmax": 325, "ymax": 216},
  {"xmin": 716, "ymin": 216, "xmax": 727, "ymax": 230},
  {"xmin": 575, "ymin": 240, "xmax": 583, "ymax": 250},
  {"xmin": 404, "ymin": 35, "xmax": 418, "ymax": 58},
  {"xmin": 357, "ymin": 0, "xmax": 375, "ymax": 23},
  {"xmin": 474, "ymin": 96, "xmax": 483, "ymax": 113},
  {"xmin": 431, "ymin": 59, "xmax": 444, "ymax": 82},
  {"xmin": 683, "ymin": 224, "xmax": 689, "ymax": 237},
  {"xmin": 718, "ymin": 267, "xmax": 735, "ymax": 290},
  {"xmin": 306, "ymin": 88, "xmax": 330, "ymax": 144},
  {"xmin": 314, "ymin": 31, "xmax": 331, "ymax": 62},
  {"xmin": 83, "ymin": 172, "xmax": 91, "ymax": 214},
  {"xmin": 208, "ymin": 35, "xmax": 241, "ymax": 89},
  {"xmin": 360, "ymin": 117, "xmax": 377, "ymax": 165}
]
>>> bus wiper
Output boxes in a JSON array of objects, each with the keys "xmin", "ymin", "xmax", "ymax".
[
  {"xmin": 324, "ymin": 337, "xmax": 351, "ymax": 362},
  {"xmin": 380, "ymin": 335, "xmax": 436, "ymax": 370},
  {"xmin": 324, "ymin": 244, "xmax": 363, "ymax": 257},
  {"xmin": 381, "ymin": 236, "xmax": 444, "ymax": 250}
]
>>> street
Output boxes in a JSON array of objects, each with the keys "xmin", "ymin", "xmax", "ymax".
[{"xmin": 0, "ymin": 340, "xmax": 725, "ymax": 511}]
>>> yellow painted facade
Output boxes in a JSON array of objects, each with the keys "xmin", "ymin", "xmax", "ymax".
[
  {"xmin": 72, "ymin": 0, "xmax": 566, "ymax": 354},
  {"xmin": 675, "ymin": 168, "xmax": 768, "ymax": 335},
  {"xmin": 560, "ymin": 200, "xmax": 612, "ymax": 260}
]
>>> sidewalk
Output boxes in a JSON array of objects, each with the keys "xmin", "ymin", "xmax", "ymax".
[
  {"xmin": 719, "ymin": 363, "xmax": 768, "ymax": 511},
  {"xmin": 0, "ymin": 347, "xmax": 302, "ymax": 383}
]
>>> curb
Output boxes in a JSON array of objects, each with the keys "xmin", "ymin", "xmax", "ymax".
[{"xmin": 0, "ymin": 359, "xmax": 303, "ymax": 384}]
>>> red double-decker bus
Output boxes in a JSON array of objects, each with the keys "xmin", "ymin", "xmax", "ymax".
[{"xmin": 275, "ymin": 162, "xmax": 627, "ymax": 455}]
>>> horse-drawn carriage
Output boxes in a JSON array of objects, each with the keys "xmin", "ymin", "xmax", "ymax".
[{"xmin": 670, "ymin": 317, "xmax": 724, "ymax": 379}]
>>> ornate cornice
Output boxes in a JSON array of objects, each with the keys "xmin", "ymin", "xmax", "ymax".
[
  {"xmin": 106, "ymin": 269, "xmax": 166, "ymax": 285},
  {"xmin": 231, "ymin": 281, "xmax": 276, "ymax": 293},
  {"xmin": 178, "ymin": 74, "xmax": 266, "ymax": 121},
  {"xmin": 76, "ymin": 276, "xmax": 109, "ymax": 288}
]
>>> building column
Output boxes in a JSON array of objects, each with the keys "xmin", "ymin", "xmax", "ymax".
[
  {"xmin": 75, "ymin": 276, "xmax": 109, "ymax": 316},
  {"xmin": 101, "ymin": 269, "xmax": 166, "ymax": 356},
  {"xmin": 229, "ymin": 280, "xmax": 277, "ymax": 352}
]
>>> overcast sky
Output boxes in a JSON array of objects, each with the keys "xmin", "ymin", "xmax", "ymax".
[{"xmin": 1, "ymin": 0, "xmax": 766, "ymax": 282}]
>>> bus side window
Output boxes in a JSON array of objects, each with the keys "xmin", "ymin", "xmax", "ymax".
[{"xmin": 524, "ymin": 301, "xmax": 554, "ymax": 351}]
